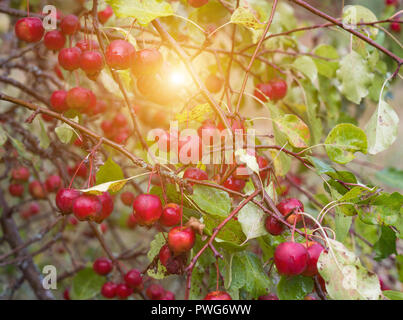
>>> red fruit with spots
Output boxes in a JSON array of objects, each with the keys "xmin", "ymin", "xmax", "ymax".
[
  {"xmin": 45, "ymin": 174, "xmax": 62, "ymax": 192},
  {"xmin": 50, "ymin": 90, "xmax": 68, "ymax": 113},
  {"xmin": 9, "ymin": 183, "xmax": 24, "ymax": 197},
  {"xmin": 60, "ymin": 14, "xmax": 80, "ymax": 35},
  {"xmin": 132, "ymin": 194, "xmax": 163, "ymax": 226},
  {"xmin": 188, "ymin": 0, "xmax": 209, "ymax": 8},
  {"xmin": 274, "ymin": 241, "xmax": 309, "ymax": 276},
  {"xmin": 204, "ymin": 291, "xmax": 232, "ymax": 300},
  {"xmin": 302, "ymin": 242, "xmax": 324, "ymax": 277},
  {"xmin": 96, "ymin": 192, "xmax": 114, "ymax": 223},
  {"xmin": 101, "ymin": 282, "xmax": 117, "ymax": 299},
  {"xmin": 76, "ymin": 39, "xmax": 99, "ymax": 52},
  {"xmin": 98, "ymin": 5, "xmax": 114, "ymax": 24},
  {"xmin": 56, "ymin": 188, "xmax": 81, "ymax": 214},
  {"xmin": 124, "ymin": 269, "xmax": 143, "ymax": 290},
  {"xmin": 183, "ymin": 168, "xmax": 208, "ymax": 184},
  {"xmin": 258, "ymin": 293, "xmax": 279, "ymax": 300},
  {"xmin": 120, "ymin": 191, "xmax": 135, "ymax": 206},
  {"xmin": 115, "ymin": 283, "xmax": 133, "ymax": 299},
  {"xmin": 205, "ymin": 74, "xmax": 223, "ymax": 93},
  {"xmin": 93, "ymin": 257, "xmax": 113, "ymax": 275},
  {"xmin": 160, "ymin": 203, "xmax": 182, "ymax": 227},
  {"xmin": 269, "ymin": 79, "xmax": 288, "ymax": 100},
  {"xmin": 254, "ymin": 83, "xmax": 273, "ymax": 102},
  {"xmin": 15, "ymin": 17, "xmax": 44, "ymax": 43},
  {"xmin": 43, "ymin": 30, "xmax": 66, "ymax": 51},
  {"xmin": 66, "ymin": 87, "xmax": 96, "ymax": 111},
  {"xmin": 265, "ymin": 215, "xmax": 284, "ymax": 236},
  {"xmin": 80, "ymin": 50, "xmax": 104, "ymax": 76},
  {"xmin": 223, "ymin": 176, "xmax": 246, "ymax": 193},
  {"xmin": 146, "ymin": 284, "xmax": 165, "ymax": 300},
  {"xmin": 161, "ymin": 291, "xmax": 175, "ymax": 300},
  {"xmin": 105, "ymin": 40, "xmax": 136, "ymax": 70},
  {"xmin": 58, "ymin": 47, "xmax": 81, "ymax": 71},
  {"xmin": 159, "ymin": 244, "xmax": 172, "ymax": 267},
  {"xmin": 72, "ymin": 194, "xmax": 102, "ymax": 221},
  {"xmin": 132, "ymin": 48, "xmax": 163, "ymax": 76},
  {"xmin": 168, "ymin": 226, "xmax": 195, "ymax": 256},
  {"xmin": 11, "ymin": 166, "xmax": 30, "ymax": 181},
  {"xmin": 29, "ymin": 180, "xmax": 46, "ymax": 199},
  {"xmin": 126, "ymin": 214, "xmax": 138, "ymax": 229},
  {"xmin": 277, "ymin": 198, "xmax": 304, "ymax": 224}
]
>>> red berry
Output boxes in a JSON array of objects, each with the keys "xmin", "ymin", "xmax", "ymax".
[
  {"xmin": 254, "ymin": 83, "xmax": 273, "ymax": 102},
  {"xmin": 205, "ymin": 74, "xmax": 223, "ymax": 93},
  {"xmin": 76, "ymin": 39, "xmax": 99, "ymax": 52},
  {"xmin": 132, "ymin": 194, "xmax": 163, "ymax": 226},
  {"xmin": 168, "ymin": 226, "xmax": 195, "ymax": 256},
  {"xmin": 274, "ymin": 242, "xmax": 309, "ymax": 276},
  {"xmin": 159, "ymin": 244, "xmax": 172, "ymax": 267},
  {"xmin": 276, "ymin": 198, "xmax": 304, "ymax": 224},
  {"xmin": 43, "ymin": 30, "xmax": 66, "ymax": 51},
  {"xmin": 66, "ymin": 87, "xmax": 96, "ymax": 112},
  {"xmin": 116, "ymin": 283, "xmax": 133, "ymax": 299},
  {"xmin": 183, "ymin": 168, "xmax": 208, "ymax": 184},
  {"xmin": 101, "ymin": 120, "xmax": 115, "ymax": 138},
  {"xmin": 63, "ymin": 288, "xmax": 70, "ymax": 300},
  {"xmin": 120, "ymin": 191, "xmax": 135, "ymax": 206},
  {"xmin": 50, "ymin": 90, "xmax": 69, "ymax": 113},
  {"xmin": 98, "ymin": 5, "xmax": 114, "ymax": 24},
  {"xmin": 126, "ymin": 214, "xmax": 138, "ymax": 229},
  {"xmin": 113, "ymin": 112, "xmax": 127, "ymax": 127},
  {"xmin": 386, "ymin": 0, "xmax": 399, "ymax": 6},
  {"xmin": 204, "ymin": 291, "xmax": 232, "ymax": 300},
  {"xmin": 96, "ymin": 192, "xmax": 114, "ymax": 223},
  {"xmin": 29, "ymin": 202, "xmax": 40, "ymax": 215},
  {"xmin": 160, "ymin": 203, "xmax": 182, "ymax": 227},
  {"xmin": 93, "ymin": 257, "xmax": 113, "ymax": 275},
  {"xmin": 15, "ymin": 17, "xmax": 44, "ymax": 43},
  {"xmin": 105, "ymin": 40, "xmax": 136, "ymax": 70},
  {"xmin": 223, "ymin": 176, "xmax": 246, "ymax": 193},
  {"xmin": 9, "ymin": 183, "xmax": 24, "ymax": 197},
  {"xmin": 101, "ymin": 282, "xmax": 117, "ymax": 299},
  {"xmin": 302, "ymin": 242, "xmax": 324, "ymax": 277},
  {"xmin": 80, "ymin": 50, "xmax": 104, "ymax": 76},
  {"xmin": 45, "ymin": 174, "xmax": 62, "ymax": 192},
  {"xmin": 269, "ymin": 79, "xmax": 287, "ymax": 100},
  {"xmin": 258, "ymin": 293, "xmax": 279, "ymax": 300},
  {"xmin": 188, "ymin": 0, "xmax": 209, "ymax": 8},
  {"xmin": 29, "ymin": 180, "xmax": 46, "ymax": 199},
  {"xmin": 72, "ymin": 195, "xmax": 102, "ymax": 221},
  {"xmin": 60, "ymin": 14, "xmax": 80, "ymax": 35},
  {"xmin": 56, "ymin": 188, "xmax": 81, "ymax": 214},
  {"xmin": 265, "ymin": 215, "xmax": 284, "ymax": 236},
  {"xmin": 11, "ymin": 166, "xmax": 30, "ymax": 181},
  {"xmin": 124, "ymin": 269, "xmax": 143, "ymax": 290},
  {"xmin": 132, "ymin": 48, "xmax": 163, "ymax": 76},
  {"xmin": 146, "ymin": 284, "xmax": 165, "ymax": 300},
  {"xmin": 161, "ymin": 291, "xmax": 175, "ymax": 300},
  {"xmin": 390, "ymin": 22, "xmax": 401, "ymax": 33},
  {"xmin": 58, "ymin": 47, "xmax": 81, "ymax": 71}
]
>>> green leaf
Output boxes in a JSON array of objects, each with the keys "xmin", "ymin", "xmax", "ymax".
[
  {"xmin": 342, "ymin": 5, "xmax": 378, "ymax": 38},
  {"xmin": 277, "ymin": 275, "xmax": 314, "ymax": 300},
  {"xmin": 230, "ymin": 6, "xmax": 265, "ymax": 30},
  {"xmin": 374, "ymin": 225, "xmax": 397, "ymax": 261},
  {"xmin": 106, "ymin": 0, "xmax": 173, "ymax": 25},
  {"xmin": 335, "ymin": 211, "xmax": 353, "ymax": 243},
  {"xmin": 325, "ymin": 123, "xmax": 368, "ymax": 164},
  {"xmin": 301, "ymin": 79, "xmax": 323, "ymax": 145},
  {"xmin": 317, "ymin": 239, "xmax": 381, "ymax": 300},
  {"xmin": 274, "ymin": 114, "xmax": 310, "ymax": 148},
  {"xmin": 190, "ymin": 184, "xmax": 231, "ymax": 217},
  {"xmin": 365, "ymin": 100, "xmax": 399, "ymax": 155},
  {"xmin": 70, "ymin": 267, "xmax": 105, "ymax": 300},
  {"xmin": 55, "ymin": 121, "xmax": 76, "ymax": 144},
  {"xmin": 308, "ymin": 156, "xmax": 336, "ymax": 175},
  {"xmin": 7, "ymin": 134, "xmax": 30, "ymax": 160},
  {"xmin": 336, "ymin": 51, "xmax": 373, "ymax": 104},
  {"xmin": 147, "ymin": 232, "xmax": 167, "ymax": 279},
  {"xmin": 383, "ymin": 290, "xmax": 403, "ymax": 300},
  {"xmin": 375, "ymin": 167, "xmax": 403, "ymax": 190},
  {"xmin": 38, "ymin": 119, "xmax": 50, "ymax": 149},
  {"xmin": 292, "ymin": 56, "xmax": 318, "ymax": 83},
  {"xmin": 238, "ymin": 201, "xmax": 267, "ymax": 241},
  {"xmin": 313, "ymin": 44, "xmax": 339, "ymax": 78},
  {"xmin": 96, "ymin": 157, "xmax": 124, "ymax": 186}
]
